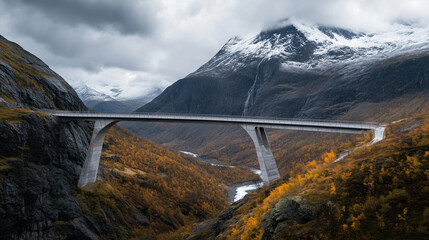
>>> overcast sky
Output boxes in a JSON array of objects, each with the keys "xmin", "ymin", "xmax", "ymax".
[{"xmin": 0, "ymin": 0, "xmax": 428, "ymax": 99}]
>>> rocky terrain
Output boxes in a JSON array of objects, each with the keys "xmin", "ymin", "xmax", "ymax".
[{"xmin": 1, "ymin": 21, "xmax": 429, "ymax": 239}]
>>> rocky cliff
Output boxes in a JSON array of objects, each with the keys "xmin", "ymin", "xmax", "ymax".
[
  {"xmin": 0, "ymin": 109, "xmax": 95, "ymax": 239},
  {"xmin": 0, "ymin": 35, "xmax": 96, "ymax": 239}
]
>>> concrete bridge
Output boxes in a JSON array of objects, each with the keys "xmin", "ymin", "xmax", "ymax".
[{"xmin": 54, "ymin": 112, "xmax": 386, "ymax": 187}]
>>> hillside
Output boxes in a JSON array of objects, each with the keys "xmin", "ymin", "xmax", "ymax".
[
  {"xmin": 186, "ymin": 112, "xmax": 429, "ymax": 239},
  {"xmin": 0, "ymin": 36, "xmax": 86, "ymax": 111}
]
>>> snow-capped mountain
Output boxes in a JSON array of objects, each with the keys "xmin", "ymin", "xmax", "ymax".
[
  {"xmin": 140, "ymin": 22, "xmax": 429, "ymax": 117},
  {"xmin": 192, "ymin": 22, "xmax": 429, "ymax": 77},
  {"xmin": 70, "ymin": 81, "xmax": 161, "ymax": 113},
  {"xmin": 71, "ymin": 81, "xmax": 116, "ymax": 106}
]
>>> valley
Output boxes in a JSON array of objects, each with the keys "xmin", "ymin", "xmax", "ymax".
[
  {"xmin": 0, "ymin": 12, "xmax": 429, "ymax": 240},
  {"xmin": 77, "ymin": 125, "xmax": 260, "ymax": 238},
  {"xmin": 180, "ymin": 150, "xmax": 264, "ymax": 204}
]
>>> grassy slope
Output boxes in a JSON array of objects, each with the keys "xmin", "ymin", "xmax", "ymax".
[{"xmin": 186, "ymin": 112, "xmax": 429, "ymax": 240}]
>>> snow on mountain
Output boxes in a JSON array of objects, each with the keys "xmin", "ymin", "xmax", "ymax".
[
  {"xmin": 71, "ymin": 80, "xmax": 115, "ymax": 103},
  {"xmin": 192, "ymin": 21, "xmax": 429, "ymax": 77},
  {"xmin": 70, "ymin": 80, "xmax": 163, "ymax": 112}
]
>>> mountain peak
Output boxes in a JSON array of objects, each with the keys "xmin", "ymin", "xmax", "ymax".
[{"xmin": 191, "ymin": 22, "xmax": 429, "ymax": 77}]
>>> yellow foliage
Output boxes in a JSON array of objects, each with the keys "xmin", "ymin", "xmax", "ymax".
[
  {"xmin": 330, "ymin": 183, "xmax": 336, "ymax": 195},
  {"xmin": 76, "ymin": 125, "xmax": 262, "ymax": 237},
  {"xmin": 322, "ymin": 150, "xmax": 336, "ymax": 163},
  {"xmin": 307, "ymin": 160, "xmax": 317, "ymax": 167},
  {"xmin": 398, "ymin": 208, "xmax": 408, "ymax": 221},
  {"xmin": 422, "ymin": 120, "xmax": 429, "ymax": 132},
  {"xmin": 348, "ymin": 213, "xmax": 366, "ymax": 230}
]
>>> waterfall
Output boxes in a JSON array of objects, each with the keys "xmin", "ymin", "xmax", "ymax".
[
  {"xmin": 334, "ymin": 126, "xmax": 386, "ymax": 163},
  {"xmin": 243, "ymin": 60, "xmax": 263, "ymax": 115},
  {"xmin": 371, "ymin": 126, "xmax": 386, "ymax": 144}
]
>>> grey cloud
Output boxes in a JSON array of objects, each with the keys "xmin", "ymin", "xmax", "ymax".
[
  {"xmin": 9, "ymin": 0, "xmax": 157, "ymax": 36},
  {"xmin": 1, "ymin": 7, "xmax": 159, "ymax": 73},
  {"xmin": 229, "ymin": 0, "xmax": 429, "ymax": 33},
  {"xmin": 0, "ymin": 0, "xmax": 428, "ymax": 100}
]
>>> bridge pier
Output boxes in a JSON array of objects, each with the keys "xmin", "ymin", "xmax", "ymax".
[
  {"xmin": 242, "ymin": 125, "xmax": 280, "ymax": 185},
  {"xmin": 78, "ymin": 120, "xmax": 117, "ymax": 187}
]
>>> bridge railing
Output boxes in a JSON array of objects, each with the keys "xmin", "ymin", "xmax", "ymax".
[{"xmin": 51, "ymin": 110, "xmax": 383, "ymax": 126}]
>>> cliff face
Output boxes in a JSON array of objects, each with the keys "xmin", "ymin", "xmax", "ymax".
[
  {"xmin": 0, "ymin": 35, "xmax": 95, "ymax": 239},
  {"xmin": 0, "ymin": 110, "xmax": 95, "ymax": 239}
]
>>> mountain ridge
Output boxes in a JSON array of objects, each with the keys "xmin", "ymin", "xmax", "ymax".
[{"xmin": 191, "ymin": 22, "xmax": 429, "ymax": 79}]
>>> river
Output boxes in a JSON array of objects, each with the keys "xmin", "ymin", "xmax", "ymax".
[{"xmin": 180, "ymin": 151, "xmax": 263, "ymax": 204}]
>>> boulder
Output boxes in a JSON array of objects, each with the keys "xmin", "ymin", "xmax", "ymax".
[{"xmin": 261, "ymin": 196, "xmax": 313, "ymax": 240}]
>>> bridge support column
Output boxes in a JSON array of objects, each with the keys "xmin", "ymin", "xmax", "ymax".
[
  {"xmin": 242, "ymin": 125, "xmax": 280, "ymax": 185},
  {"xmin": 78, "ymin": 120, "xmax": 117, "ymax": 187}
]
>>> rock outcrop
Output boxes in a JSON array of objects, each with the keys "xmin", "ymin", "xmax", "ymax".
[{"xmin": 261, "ymin": 196, "xmax": 313, "ymax": 240}]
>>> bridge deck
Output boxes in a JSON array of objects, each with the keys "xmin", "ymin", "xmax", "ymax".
[{"xmin": 53, "ymin": 112, "xmax": 383, "ymax": 133}]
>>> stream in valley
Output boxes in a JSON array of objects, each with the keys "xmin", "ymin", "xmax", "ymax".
[{"xmin": 180, "ymin": 151, "xmax": 263, "ymax": 204}]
